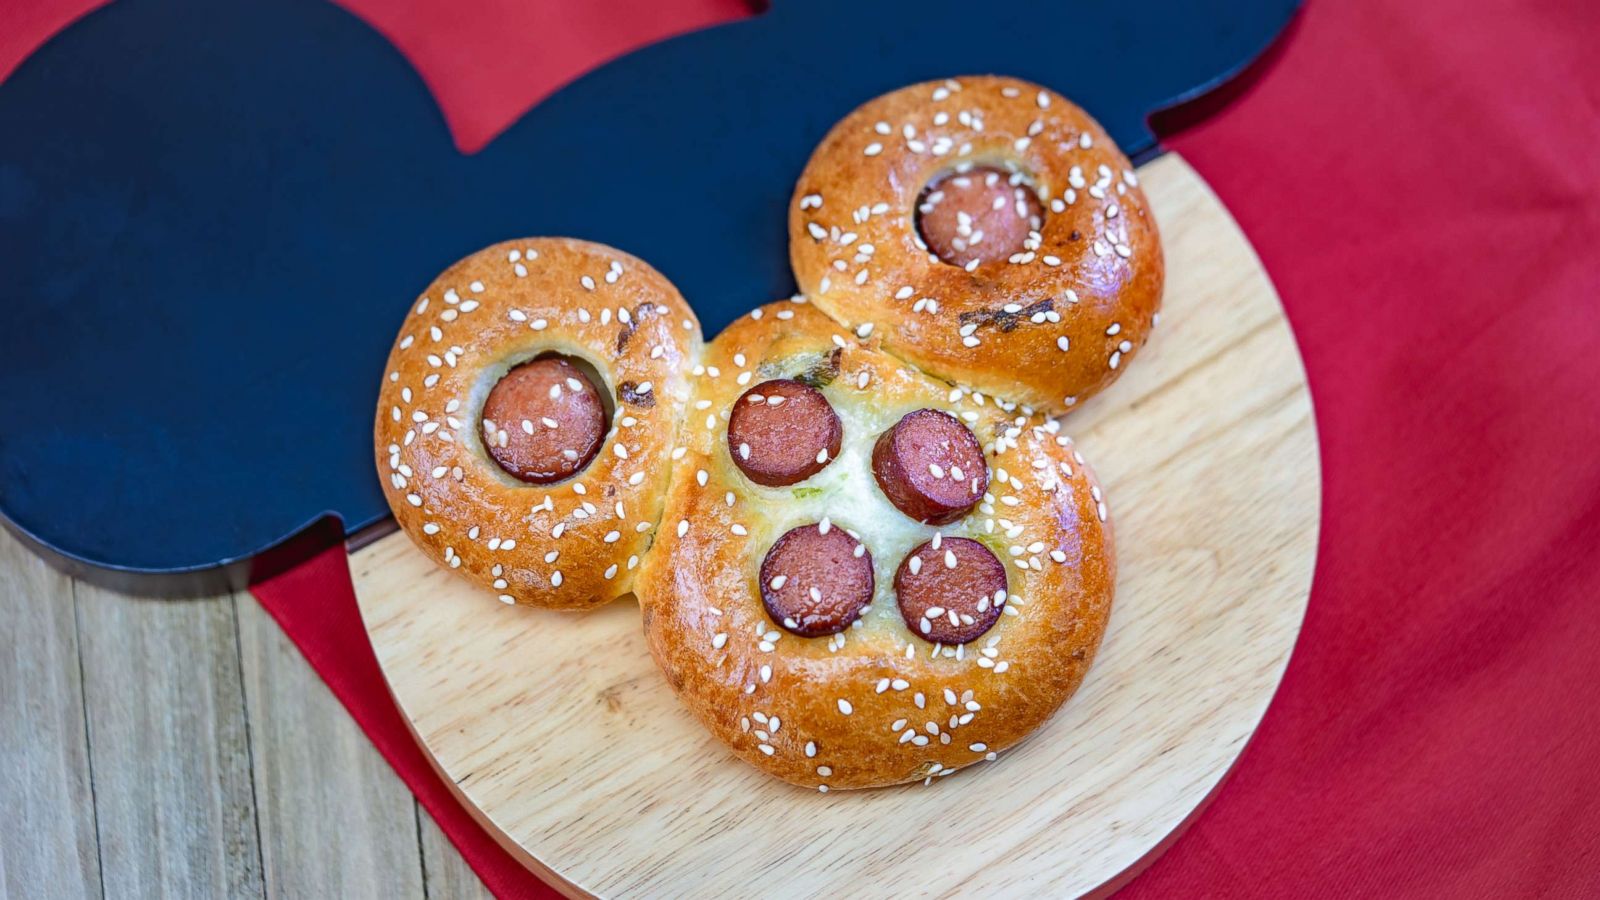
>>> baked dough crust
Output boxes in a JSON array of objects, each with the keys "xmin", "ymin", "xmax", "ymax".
[
  {"xmin": 374, "ymin": 238, "xmax": 702, "ymax": 610},
  {"xmin": 636, "ymin": 300, "xmax": 1114, "ymax": 789},
  {"xmin": 789, "ymin": 76, "xmax": 1163, "ymax": 415}
]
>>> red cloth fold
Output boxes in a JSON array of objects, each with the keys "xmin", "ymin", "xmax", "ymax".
[
  {"xmin": 1137, "ymin": 0, "xmax": 1600, "ymax": 895},
  {"xmin": 253, "ymin": 538, "xmax": 560, "ymax": 899},
  {"xmin": 10, "ymin": 0, "xmax": 1600, "ymax": 895}
]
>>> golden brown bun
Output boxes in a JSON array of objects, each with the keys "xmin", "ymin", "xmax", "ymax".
[
  {"xmin": 635, "ymin": 300, "xmax": 1114, "ymax": 790},
  {"xmin": 789, "ymin": 76, "xmax": 1163, "ymax": 415},
  {"xmin": 374, "ymin": 239, "xmax": 702, "ymax": 610},
  {"xmin": 373, "ymin": 75, "xmax": 1146, "ymax": 789}
]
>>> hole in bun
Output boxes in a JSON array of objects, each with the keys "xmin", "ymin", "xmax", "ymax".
[
  {"xmin": 478, "ymin": 352, "xmax": 614, "ymax": 485},
  {"xmin": 914, "ymin": 162, "xmax": 1044, "ymax": 268}
]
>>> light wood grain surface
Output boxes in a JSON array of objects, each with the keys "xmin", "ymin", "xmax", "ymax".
[
  {"xmin": 352, "ymin": 153, "xmax": 1321, "ymax": 898},
  {"xmin": 0, "ymin": 525, "xmax": 492, "ymax": 900}
]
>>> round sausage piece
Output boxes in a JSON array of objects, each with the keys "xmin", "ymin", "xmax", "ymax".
[
  {"xmin": 727, "ymin": 379, "xmax": 843, "ymax": 487},
  {"xmin": 480, "ymin": 357, "xmax": 607, "ymax": 484},
  {"xmin": 872, "ymin": 408, "xmax": 989, "ymax": 524},
  {"xmin": 894, "ymin": 536, "xmax": 1008, "ymax": 645},
  {"xmin": 915, "ymin": 165, "xmax": 1045, "ymax": 268},
  {"xmin": 758, "ymin": 522, "xmax": 874, "ymax": 637}
]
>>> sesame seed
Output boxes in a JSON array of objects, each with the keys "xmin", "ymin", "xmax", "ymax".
[{"xmin": 837, "ymin": 699, "xmax": 853, "ymax": 715}]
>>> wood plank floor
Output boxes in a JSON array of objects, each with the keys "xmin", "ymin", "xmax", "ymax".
[{"xmin": 0, "ymin": 527, "xmax": 492, "ymax": 900}]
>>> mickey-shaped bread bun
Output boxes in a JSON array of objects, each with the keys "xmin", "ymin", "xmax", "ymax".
[
  {"xmin": 636, "ymin": 298, "xmax": 1114, "ymax": 790},
  {"xmin": 789, "ymin": 76, "xmax": 1163, "ymax": 416},
  {"xmin": 375, "ymin": 238, "xmax": 702, "ymax": 610},
  {"xmin": 373, "ymin": 76, "xmax": 1148, "ymax": 790}
]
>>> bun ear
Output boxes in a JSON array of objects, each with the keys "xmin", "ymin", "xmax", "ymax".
[
  {"xmin": 791, "ymin": 77, "xmax": 1163, "ymax": 416},
  {"xmin": 375, "ymin": 238, "xmax": 702, "ymax": 610}
]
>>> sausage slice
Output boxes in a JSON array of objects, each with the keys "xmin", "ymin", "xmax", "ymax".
[
  {"xmin": 894, "ymin": 536, "xmax": 1007, "ymax": 645},
  {"xmin": 727, "ymin": 379, "xmax": 843, "ymax": 487},
  {"xmin": 915, "ymin": 165, "xmax": 1044, "ymax": 267},
  {"xmin": 480, "ymin": 357, "xmax": 607, "ymax": 484},
  {"xmin": 872, "ymin": 408, "xmax": 988, "ymax": 524},
  {"xmin": 758, "ymin": 522, "xmax": 874, "ymax": 637}
]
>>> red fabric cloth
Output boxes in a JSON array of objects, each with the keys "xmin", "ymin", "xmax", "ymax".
[
  {"xmin": 7, "ymin": 0, "xmax": 1600, "ymax": 895},
  {"xmin": 1137, "ymin": 1, "xmax": 1600, "ymax": 895}
]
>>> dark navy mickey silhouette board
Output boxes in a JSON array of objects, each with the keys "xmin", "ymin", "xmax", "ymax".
[{"xmin": 0, "ymin": 0, "xmax": 1298, "ymax": 574}]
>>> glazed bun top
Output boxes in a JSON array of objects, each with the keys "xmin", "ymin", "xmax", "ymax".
[
  {"xmin": 635, "ymin": 299, "xmax": 1116, "ymax": 789},
  {"xmin": 374, "ymin": 238, "xmax": 702, "ymax": 610},
  {"xmin": 789, "ymin": 75, "xmax": 1164, "ymax": 416}
]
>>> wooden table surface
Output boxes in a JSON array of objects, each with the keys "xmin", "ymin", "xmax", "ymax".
[{"xmin": 0, "ymin": 526, "xmax": 492, "ymax": 899}]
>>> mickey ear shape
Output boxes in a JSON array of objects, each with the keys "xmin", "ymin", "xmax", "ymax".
[
  {"xmin": 790, "ymin": 77, "xmax": 1163, "ymax": 416},
  {"xmin": 374, "ymin": 239, "xmax": 703, "ymax": 610}
]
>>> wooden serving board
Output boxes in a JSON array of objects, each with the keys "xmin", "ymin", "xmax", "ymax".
[{"xmin": 350, "ymin": 153, "xmax": 1320, "ymax": 898}]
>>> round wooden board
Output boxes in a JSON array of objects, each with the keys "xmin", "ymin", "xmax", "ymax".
[{"xmin": 350, "ymin": 153, "xmax": 1320, "ymax": 898}]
